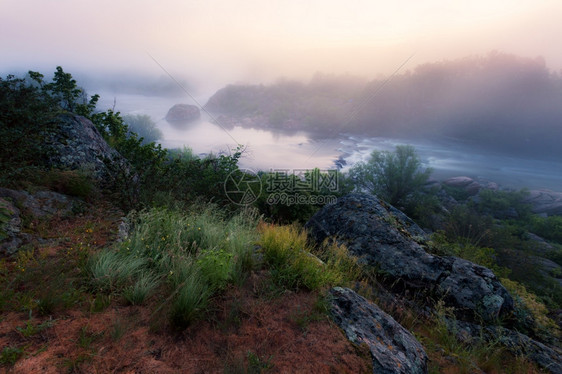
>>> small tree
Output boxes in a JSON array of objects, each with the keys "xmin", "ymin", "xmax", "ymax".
[
  {"xmin": 44, "ymin": 66, "xmax": 83, "ymax": 112},
  {"xmin": 123, "ymin": 114, "xmax": 162, "ymax": 144},
  {"xmin": 349, "ymin": 145, "xmax": 432, "ymax": 206}
]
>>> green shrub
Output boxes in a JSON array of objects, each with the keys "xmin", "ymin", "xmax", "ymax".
[
  {"xmin": 254, "ymin": 169, "xmax": 351, "ymax": 224},
  {"xmin": 441, "ymin": 184, "xmax": 473, "ymax": 202},
  {"xmin": 473, "ymin": 189, "xmax": 531, "ymax": 220},
  {"xmin": 529, "ymin": 215, "xmax": 562, "ymax": 245},
  {"xmin": 348, "ymin": 145, "xmax": 432, "ymax": 206},
  {"xmin": 0, "ymin": 73, "xmax": 58, "ymax": 180},
  {"xmin": 123, "ymin": 114, "xmax": 162, "ymax": 144},
  {"xmin": 197, "ymin": 248, "xmax": 234, "ymax": 291}
]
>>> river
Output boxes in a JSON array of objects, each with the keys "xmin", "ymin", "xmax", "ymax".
[{"xmin": 97, "ymin": 92, "xmax": 562, "ymax": 191}]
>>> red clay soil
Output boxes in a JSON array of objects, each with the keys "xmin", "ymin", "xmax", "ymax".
[
  {"xmin": 2, "ymin": 276, "xmax": 371, "ymax": 373},
  {"xmin": 0, "ymin": 203, "xmax": 371, "ymax": 373}
]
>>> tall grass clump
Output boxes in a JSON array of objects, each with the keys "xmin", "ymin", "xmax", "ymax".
[
  {"xmin": 123, "ymin": 272, "xmax": 160, "ymax": 305},
  {"xmin": 88, "ymin": 250, "xmax": 146, "ymax": 293},
  {"xmin": 169, "ymin": 264, "xmax": 213, "ymax": 329},
  {"xmin": 87, "ymin": 205, "xmax": 259, "ymax": 328},
  {"xmin": 258, "ymin": 223, "xmax": 360, "ymax": 291}
]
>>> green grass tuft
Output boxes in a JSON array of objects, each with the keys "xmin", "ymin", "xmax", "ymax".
[{"xmin": 87, "ymin": 205, "xmax": 259, "ymax": 328}]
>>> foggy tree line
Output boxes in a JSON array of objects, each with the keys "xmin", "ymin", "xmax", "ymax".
[{"xmin": 206, "ymin": 52, "xmax": 562, "ymax": 159}]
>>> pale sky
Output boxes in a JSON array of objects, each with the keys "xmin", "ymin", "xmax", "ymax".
[{"xmin": 2, "ymin": 0, "xmax": 562, "ymax": 86}]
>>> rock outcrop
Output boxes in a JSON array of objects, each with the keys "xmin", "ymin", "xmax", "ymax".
[
  {"xmin": 305, "ymin": 193, "xmax": 514, "ymax": 324},
  {"xmin": 524, "ymin": 189, "xmax": 562, "ymax": 216},
  {"xmin": 330, "ymin": 287, "xmax": 428, "ymax": 374},
  {"xmin": 0, "ymin": 187, "xmax": 81, "ymax": 256},
  {"xmin": 446, "ymin": 319, "xmax": 562, "ymax": 374},
  {"xmin": 443, "ymin": 176, "xmax": 481, "ymax": 196},
  {"xmin": 0, "ymin": 195, "xmax": 26, "ymax": 256},
  {"xmin": 45, "ymin": 113, "xmax": 125, "ymax": 180},
  {"xmin": 165, "ymin": 104, "xmax": 200, "ymax": 124}
]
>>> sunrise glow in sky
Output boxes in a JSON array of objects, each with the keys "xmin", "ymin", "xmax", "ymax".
[{"xmin": 2, "ymin": 0, "xmax": 562, "ymax": 85}]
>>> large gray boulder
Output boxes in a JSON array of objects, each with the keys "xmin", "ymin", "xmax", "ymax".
[
  {"xmin": 524, "ymin": 189, "xmax": 562, "ymax": 216},
  {"xmin": 443, "ymin": 176, "xmax": 481, "ymax": 196},
  {"xmin": 45, "ymin": 113, "xmax": 125, "ymax": 180},
  {"xmin": 330, "ymin": 287, "xmax": 428, "ymax": 374},
  {"xmin": 165, "ymin": 104, "xmax": 200, "ymax": 124},
  {"xmin": 305, "ymin": 193, "xmax": 514, "ymax": 324}
]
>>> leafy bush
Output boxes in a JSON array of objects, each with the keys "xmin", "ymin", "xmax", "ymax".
[
  {"xmin": 348, "ymin": 145, "xmax": 432, "ymax": 206},
  {"xmin": 402, "ymin": 190, "xmax": 442, "ymax": 230},
  {"xmin": 473, "ymin": 189, "xmax": 531, "ymax": 220},
  {"xmin": 528, "ymin": 215, "xmax": 562, "ymax": 245},
  {"xmin": 254, "ymin": 168, "xmax": 352, "ymax": 224},
  {"xmin": 0, "ymin": 73, "xmax": 58, "ymax": 180},
  {"xmin": 123, "ymin": 114, "xmax": 162, "ymax": 144}
]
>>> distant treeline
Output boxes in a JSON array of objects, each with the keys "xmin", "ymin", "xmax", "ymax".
[{"xmin": 205, "ymin": 52, "xmax": 562, "ymax": 159}]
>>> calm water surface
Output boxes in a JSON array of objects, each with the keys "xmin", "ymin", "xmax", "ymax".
[{"xmin": 97, "ymin": 92, "xmax": 562, "ymax": 191}]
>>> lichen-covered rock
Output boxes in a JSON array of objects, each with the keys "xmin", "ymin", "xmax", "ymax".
[
  {"xmin": 0, "ymin": 188, "xmax": 78, "ymax": 219},
  {"xmin": 45, "ymin": 113, "xmax": 125, "ymax": 181},
  {"xmin": 165, "ymin": 104, "xmax": 200, "ymax": 124},
  {"xmin": 330, "ymin": 287, "xmax": 428, "ymax": 374},
  {"xmin": 0, "ymin": 187, "xmax": 82, "ymax": 256},
  {"xmin": 0, "ymin": 196, "xmax": 25, "ymax": 256},
  {"xmin": 306, "ymin": 193, "xmax": 514, "ymax": 324}
]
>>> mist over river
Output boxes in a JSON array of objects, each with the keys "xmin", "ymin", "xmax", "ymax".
[{"xmin": 98, "ymin": 92, "xmax": 562, "ymax": 191}]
